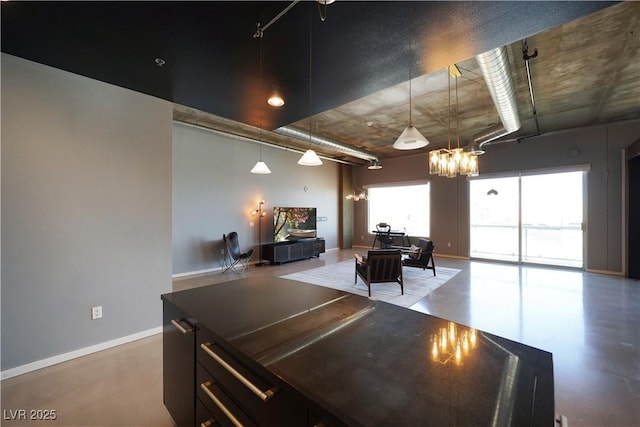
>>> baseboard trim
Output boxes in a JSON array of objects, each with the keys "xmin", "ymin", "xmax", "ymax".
[
  {"xmin": 352, "ymin": 245, "xmax": 374, "ymax": 249},
  {"xmin": 585, "ymin": 268, "xmax": 625, "ymax": 276},
  {"xmin": 174, "ymin": 249, "xmax": 341, "ymax": 279},
  {"xmin": 173, "ymin": 267, "xmax": 220, "ymax": 279},
  {"xmin": 434, "ymin": 254, "xmax": 470, "ymax": 260},
  {"xmin": 0, "ymin": 327, "xmax": 162, "ymax": 381}
]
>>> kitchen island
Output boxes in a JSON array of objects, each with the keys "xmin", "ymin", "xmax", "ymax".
[{"xmin": 162, "ymin": 276, "xmax": 554, "ymax": 426}]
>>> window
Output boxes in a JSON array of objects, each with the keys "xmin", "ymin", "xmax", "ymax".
[
  {"xmin": 368, "ymin": 183, "xmax": 430, "ymax": 237},
  {"xmin": 469, "ymin": 170, "xmax": 585, "ymax": 268}
]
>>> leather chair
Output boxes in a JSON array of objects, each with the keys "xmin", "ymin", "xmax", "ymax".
[
  {"xmin": 402, "ymin": 238, "xmax": 436, "ymax": 276},
  {"xmin": 355, "ymin": 249, "xmax": 403, "ymax": 297},
  {"xmin": 222, "ymin": 232, "xmax": 254, "ymax": 273}
]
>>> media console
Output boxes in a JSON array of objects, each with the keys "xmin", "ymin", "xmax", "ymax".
[{"xmin": 262, "ymin": 238, "xmax": 325, "ymax": 264}]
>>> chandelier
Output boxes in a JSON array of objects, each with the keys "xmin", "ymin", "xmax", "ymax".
[
  {"xmin": 429, "ymin": 66, "xmax": 479, "ymax": 178},
  {"xmin": 430, "ymin": 321, "xmax": 478, "ymax": 365},
  {"xmin": 345, "ymin": 187, "xmax": 368, "ymax": 201}
]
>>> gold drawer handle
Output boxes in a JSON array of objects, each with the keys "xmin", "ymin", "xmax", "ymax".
[
  {"xmin": 201, "ymin": 382, "xmax": 242, "ymax": 427},
  {"xmin": 200, "ymin": 343, "xmax": 276, "ymax": 402},
  {"xmin": 170, "ymin": 319, "xmax": 193, "ymax": 334},
  {"xmin": 200, "ymin": 418, "xmax": 215, "ymax": 427}
]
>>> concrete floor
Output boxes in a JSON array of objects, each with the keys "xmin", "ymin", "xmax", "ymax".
[{"xmin": 2, "ymin": 249, "xmax": 638, "ymax": 426}]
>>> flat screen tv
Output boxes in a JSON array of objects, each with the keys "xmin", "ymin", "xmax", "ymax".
[{"xmin": 273, "ymin": 207, "xmax": 317, "ymax": 242}]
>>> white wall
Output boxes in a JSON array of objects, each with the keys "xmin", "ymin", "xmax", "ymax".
[
  {"xmin": 1, "ymin": 54, "xmax": 173, "ymax": 373},
  {"xmin": 172, "ymin": 123, "xmax": 340, "ymax": 275}
]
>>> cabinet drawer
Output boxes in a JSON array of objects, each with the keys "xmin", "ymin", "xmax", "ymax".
[
  {"xmin": 197, "ymin": 363, "xmax": 258, "ymax": 427},
  {"xmin": 285, "ymin": 244, "xmax": 299, "ymax": 259},
  {"xmin": 198, "ymin": 329, "xmax": 306, "ymax": 426},
  {"xmin": 273, "ymin": 245, "xmax": 289, "ymax": 262},
  {"xmin": 198, "ymin": 340, "xmax": 275, "ymax": 404},
  {"xmin": 301, "ymin": 241, "xmax": 314, "ymax": 257},
  {"xmin": 196, "ymin": 398, "xmax": 218, "ymax": 427}
]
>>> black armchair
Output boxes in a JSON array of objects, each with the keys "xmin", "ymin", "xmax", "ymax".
[
  {"xmin": 402, "ymin": 238, "xmax": 436, "ymax": 276},
  {"xmin": 355, "ymin": 249, "xmax": 404, "ymax": 297},
  {"xmin": 222, "ymin": 232, "xmax": 254, "ymax": 273}
]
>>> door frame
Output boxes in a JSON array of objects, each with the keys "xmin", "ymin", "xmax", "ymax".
[{"xmin": 469, "ymin": 164, "xmax": 590, "ymax": 268}]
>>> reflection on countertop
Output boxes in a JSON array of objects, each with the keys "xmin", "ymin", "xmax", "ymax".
[{"xmin": 163, "ymin": 275, "xmax": 555, "ymax": 426}]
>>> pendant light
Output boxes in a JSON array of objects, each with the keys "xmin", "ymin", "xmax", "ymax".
[
  {"xmin": 317, "ymin": 0, "xmax": 335, "ymax": 22},
  {"xmin": 250, "ymin": 158, "xmax": 271, "ymax": 174},
  {"xmin": 298, "ymin": 148, "xmax": 322, "ymax": 166},
  {"xmin": 251, "ymin": 24, "xmax": 272, "ymax": 174},
  {"xmin": 345, "ymin": 166, "xmax": 368, "ymax": 201},
  {"xmin": 428, "ymin": 66, "xmax": 479, "ymax": 177},
  {"xmin": 393, "ymin": 7, "xmax": 429, "ymax": 150},
  {"xmin": 345, "ymin": 188, "xmax": 368, "ymax": 201},
  {"xmin": 298, "ymin": 8, "xmax": 323, "ymax": 166},
  {"xmin": 367, "ymin": 159, "xmax": 383, "ymax": 170}
]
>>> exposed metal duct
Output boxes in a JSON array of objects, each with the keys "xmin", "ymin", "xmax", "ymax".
[
  {"xmin": 473, "ymin": 46, "xmax": 521, "ymax": 150},
  {"xmin": 173, "ymin": 120, "xmax": 356, "ymax": 165},
  {"xmin": 275, "ymin": 126, "xmax": 379, "ymax": 163}
]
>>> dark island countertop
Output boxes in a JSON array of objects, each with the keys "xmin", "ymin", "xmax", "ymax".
[{"xmin": 162, "ymin": 276, "xmax": 554, "ymax": 426}]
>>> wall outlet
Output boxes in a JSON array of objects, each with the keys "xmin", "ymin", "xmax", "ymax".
[
  {"xmin": 249, "ymin": 221, "xmax": 254, "ymax": 227},
  {"xmin": 220, "ymin": 249, "xmax": 225, "ymax": 255},
  {"xmin": 91, "ymin": 306, "xmax": 103, "ymax": 320},
  {"xmin": 447, "ymin": 242, "xmax": 451, "ymax": 247}
]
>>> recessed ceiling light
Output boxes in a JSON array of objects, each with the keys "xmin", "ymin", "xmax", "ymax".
[
  {"xmin": 155, "ymin": 58, "xmax": 166, "ymax": 67},
  {"xmin": 267, "ymin": 94, "xmax": 285, "ymax": 107}
]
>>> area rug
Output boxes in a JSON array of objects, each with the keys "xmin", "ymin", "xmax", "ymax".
[{"xmin": 280, "ymin": 260, "xmax": 460, "ymax": 308}]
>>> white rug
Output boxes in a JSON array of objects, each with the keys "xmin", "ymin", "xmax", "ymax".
[{"xmin": 280, "ymin": 259, "xmax": 460, "ymax": 308}]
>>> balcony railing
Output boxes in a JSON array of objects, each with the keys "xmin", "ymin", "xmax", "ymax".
[{"xmin": 470, "ymin": 223, "xmax": 583, "ymax": 268}]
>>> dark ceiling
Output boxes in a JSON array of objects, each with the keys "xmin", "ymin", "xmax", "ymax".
[{"xmin": 2, "ymin": 1, "xmax": 638, "ymax": 165}]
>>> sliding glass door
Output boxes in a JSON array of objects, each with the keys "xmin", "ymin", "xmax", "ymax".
[
  {"xmin": 470, "ymin": 170, "xmax": 584, "ymax": 268},
  {"xmin": 469, "ymin": 177, "xmax": 520, "ymax": 262},
  {"xmin": 521, "ymin": 172, "xmax": 583, "ymax": 267}
]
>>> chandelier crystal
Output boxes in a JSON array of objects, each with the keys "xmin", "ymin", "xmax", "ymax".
[{"xmin": 429, "ymin": 148, "xmax": 478, "ymax": 177}]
